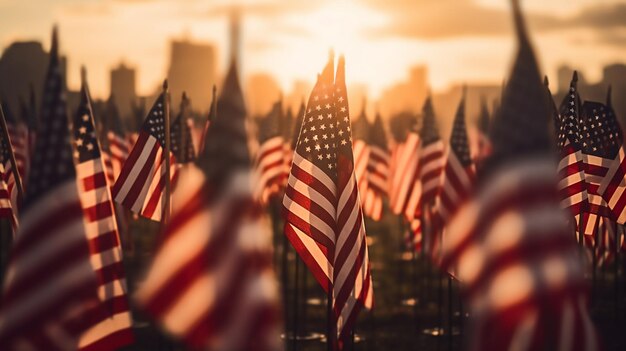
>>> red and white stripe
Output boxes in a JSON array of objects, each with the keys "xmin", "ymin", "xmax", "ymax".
[
  {"xmin": 0, "ymin": 181, "xmax": 100, "ymax": 349},
  {"xmin": 441, "ymin": 159, "xmax": 600, "ymax": 351},
  {"xmin": 7, "ymin": 123, "xmax": 29, "ymax": 186},
  {"xmin": 435, "ymin": 148, "xmax": 475, "ymax": 224},
  {"xmin": 0, "ymin": 162, "xmax": 17, "ymax": 231},
  {"xmin": 389, "ymin": 133, "xmax": 422, "ymax": 222},
  {"xmin": 284, "ymin": 152, "xmax": 336, "ymax": 290},
  {"xmin": 107, "ymin": 131, "xmax": 131, "ymax": 181},
  {"xmin": 253, "ymin": 135, "xmax": 288, "ymax": 205},
  {"xmin": 419, "ymin": 140, "xmax": 445, "ymax": 207},
  {"xmin": 581, "ymin": 153, "xmax": 612, "ymax": 237},
  {"xmin": 75, "ymin": 159, "xmax": 134, "ymax": 351},
  {"xmin": 598, "ymin": 147, "xmax": 626, "ymax": 224},
  {"xmin": 362, "ymin": 144, "xmax": 389, "ymax": 221},
  {"xmin": 112, "ymin": 132, "xmax": 177, "ymax": 221},
  {"xmin": 558, "ymin": 139, "xmax": 588, "ymax": 228},
  {"xmin": 353, "ymin": 139, "xmax": 370, "ymax": 206},
  {"xmin": 101, "ymin": 151, "xmax": 116, "ymax": 186},
  {"xmin": 136, "ymin": 166, "xmax": 282, "ymax": 350}
]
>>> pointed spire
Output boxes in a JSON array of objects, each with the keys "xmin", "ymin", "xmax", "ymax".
[
  {"xmin": 478, "ymin": 95, "xmax": 490, "ymax": 134},
  {"xmin": 420, "ymin": 94, "xmax": 440, "ymax": 145},
  {"xmin": 485, "ymin": 0, "xmax": 551, "ymax": 171},
  {"xmin": 369, "ymin": 111, "xmax": 388, "ymax": 149},
  {"xmin": 291, "ymin": 100, "xmax": 306, "ymax": 149},
  {"xmin": 543, "ymin": 75, "xmax": 549, "ymax": 87},
  {"xmin": 198, "ymin": 59, "xmax": 250, "ymax": 184},
  {"xmin": 50, "ymin": 25, "xmax": 59, "ymax": 58}
]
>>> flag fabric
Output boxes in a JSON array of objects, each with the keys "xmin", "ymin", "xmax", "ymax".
[
  {"xmin": 352, "ymin": 111, "xmax": 370, "ymax": 210},
  {"xmin": 579, "ymin": 100, "xmax": 618, "ymax": 236},
  {"xmin": 197, "ymin": 87, "xmax": 217, "ymax": 158},
  {"xmin": 253, "ymin": 100, "xmax": 288, "ymax": 205},
  {"xmin": 104, "ymin": 96, "xmax": 131, "ymax": 182},
  {"xmin": 0, "ymin": 27, "xmax": 101, "ymax": 350},
  {"xmin": 72, "ymin": 73, "xmax": 134, "ymax": 351},
  {"xmin": 136, "ymin": 59, "xmax": 282, "ymax": 351},
  {"xmin": 2, "ymin": 101, "xmax": 29, "ymax": 189},
  {"xmin": 112, "ymin": 91, "xmax": 177, "ymax": 221},
  {"xmin": 441, "ymin": 2, "xmax": 600, "ymax": 349},
  {"xmin": 362, "ymin": 113, "xmax": 389, "ymax": 221},
  {"xmin": 282, "ymin": 56, "xmax": 373, "ymax": 347},
  {"xmin": 0, "ymin": 125, "xmax": 18, "ymax": 231},
  {"xmin": 556, "ymin": 73, "xmax": 590, "ymax": 234},
  {"xmin": 170, "ymin": 94, "xmax": 196, "ymax": 166},
  {"xmin": 433, "ymin": 93, "xmax": 474, "ymax": 259},
  {"xmin": 419, "ymin": 96, "xmax": 445, "ymax": 207},
  {"xmin": 592, "ymin": 88, "xmax": 626, "ymax": 225},
  {"xmin": 388, "ymin": 112, "xmax": 423, "ymax": 250}
]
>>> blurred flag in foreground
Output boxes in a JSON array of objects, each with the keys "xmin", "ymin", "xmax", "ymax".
[
  {"xmin": 282, "ymin": 55, "xmax": 373, "ymax": 348},
  {"xmin": 73, "ymin": 70, "xmax": 134, "ymax": 351},
  {"xmin": 136, "ymin": 60, "xmax": 282, "ymax": 351},
  {"xmin": 441, "ymin": 1, "xmax": 600, "ymax": 350},
  {"xmin": 0, "ymin": 27, "xmax": 100, "ymax": 350},
  {"xmin": 0, "ymin": 109, "xmax": 19, "ymax": 230},
  {"xmin": 112, "ymin": 89, "xmax": 176, "ymax": 221}
]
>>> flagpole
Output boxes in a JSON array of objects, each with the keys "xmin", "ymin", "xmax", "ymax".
[
  {"xmin": 0, "ymin": 104, "xmax": 24, "ymax": 205},
  {"xmin": 162, "ymin": 80, "xmax": 172, "ymax": 223}
]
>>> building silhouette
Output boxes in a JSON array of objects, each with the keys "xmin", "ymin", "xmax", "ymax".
[
  {"xmin": 379, "ymin": 65, "xmax": 428, "ymax": 117},
  {"xmin": 0, "ymin": 41, "xmax": 66, "ymax": 117},
  {"xmin": 110, "ymin": 62, "xmax": 136, "ymax": 121},
  {"xmin": 166, "ymin": 39, "xmax": 217, "ymax": 112}
]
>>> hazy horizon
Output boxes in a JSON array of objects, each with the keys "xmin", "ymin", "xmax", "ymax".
[{"xmin": 0, "ymin": 0, "xmax": 625, "ymax": 100}]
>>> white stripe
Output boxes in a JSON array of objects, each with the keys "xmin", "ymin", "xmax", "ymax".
[
  {"xmin": 114, "ymin": 136, "xmax": 157, "ymax": 202},
  {"xmin": 283, "ymin": 194, "xmax": 335, "ymax": 243},
  {"xmin": 292, "ymin": 152, "xmax": 336, "ymax": 195},
  {"xmin": 289, "ymin": 223, "xmax": 332, "ymax": 280},
  {"xmin": 287, "ymin": 173, "xmax": 335, "ymax": 214}
]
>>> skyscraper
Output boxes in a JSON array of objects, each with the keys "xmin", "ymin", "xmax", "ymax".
[{"xmin": 110, "ymin": 62, "xmax": 136, "ymax": 121}]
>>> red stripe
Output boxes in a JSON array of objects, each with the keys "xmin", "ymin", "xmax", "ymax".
[
  {"xmin": 84, "ymin": 202, "xmax": 114, "ymax": 223},
  {"xmin": 111, "ymin": 132, "xmax": 149, "ymax": 198},
  {"xmin": 118, "ymin": 142, "xmax": 160, "ymax": 211},
  {"xmin": 284, "ymin": 223, "xmax": 332, "ymax": 292}
]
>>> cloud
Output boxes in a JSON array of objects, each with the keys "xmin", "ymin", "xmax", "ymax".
[{"xmin": 363, "ymin": 0, "xmax": 626, "ymax": 40}]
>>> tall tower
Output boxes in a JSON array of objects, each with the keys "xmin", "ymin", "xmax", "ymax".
[
  {"xmin": 110, "ymin": 62, "xmax": 136, "ymax": 120},
  {"xmin": 229, "ymin": 7, "xmax": 242, "ymax": 69}
]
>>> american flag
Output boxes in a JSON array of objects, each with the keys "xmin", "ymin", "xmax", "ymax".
[
  {"xmin": 254, "ymin": 100, "xmax": 288, "ymax": 205},
  {"xmin": 283, "ymin": 102, "xmax": 306, "ymax": 181},
  {"xmin": 593, "ymin": 88, "xmax": 626, "ymax": 225},
  {"xmin": 352, "ymin": 110, "xmax": 370, "ymax": 212},
  {"xmin": 555, "ymin": 73, "xmax": 590, "ymax": 235},
  {"xmin": 282, "ymin": 56, "xmax": 373, "ymax": 347},
  {"xmin": 0, "ymin": 27, "xmax": 101, "ymax": 350},
  {"xmin": 170, "ymin": 93, "xmax": 196, "ymax": 165},
  {"xmin": 433, "ymin": 92, "xmax": 474, "ymax": 238},
  {"xmin": 441, "ymin": 2, "xmax": 601, "ymax": 349},
  {"xmin": 104, "ymin": 96, "xmax": 131, "ymax": 182},
  {"xmin": 72, "ymin": 72, "xmax": 134, "ymax": 351},
  {"xmin": 2, "ymin": 101, "xmax": 29, "ymax": 189},
  {"xmin": 136, "ymin": 59, "xmax": 282, "ymax": 351},
  {"xmin": 362, "ymin": 113, "xmax": 389, "ymax": 221},
  {"xmin": 419, "ymin": 96, "xmax": 445, "ymax": 207},
  {"xmin": 389, "ymin": 113, "xmax": 421, "ymax": 222},
  {"xmin": 388, "ymin": 112, "xmax": 422, "ymax": 249},
  {"xmin": 112, "ymin": 90, "xmax": 177, "ymax": 222},
  {"xmin": 197, "ymin": 85, "xmax": 217, "ymax": 158},
  {"xmin": 0, "ymin": 114, "xmax": 18, "ymax": 231},
  {"xmin": 579, "ymin": 100, "xmax": 618, "ymax": 236}
]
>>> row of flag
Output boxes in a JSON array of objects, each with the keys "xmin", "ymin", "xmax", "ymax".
[
  {"xmin": 0, "ymin": 0, "xmax": 619, "ymax": 349},
  {"xmin": 0, "ymin": 26, "xmax": 283, "ymax": 351}
]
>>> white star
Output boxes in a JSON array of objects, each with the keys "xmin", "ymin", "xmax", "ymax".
[
  {"xmin": 318, "ymin": 154, "xmax": 323, "ymax": 160},
  {"xmin": 341, "ymin": 139, "xmax": 347, "ymax": 145},
  {"xmin": 316, "ymin": 105, "xmax": 322, "ymax": 111},
  {"xmin": 315, "ymin": 144, "xmax": 321, "ymax": 151},
  {"xmin": 320, "ymin": 124, "xmax": 326, "ymax": 130},
  {"xmin": 310, "ymin": 126, "xmax": 316, "ymax": 131},
  {"xmin": 318, "ymin": 115, "xmax": 324, "ymax": 120},
  {"xmin": 322, "ymin": 134, "xmax": 328, "ymax": 140},
  {"xmin": 313, "ymin": 135, "xmax": 319, "ymax": 141},
  {"xmin": 340, "ymin": 107, "xmax": 346, "ymax": 112},
  {"xmin": 86, "ymin": 143, "xmax": 93, "ymax": 150},
  {"xmin": 338, "ymin": 97, "xmax": 344, "ymax": 102},
  {"xmin": 76, "ymin": 138, "xmax": 83, "ymax": 146},
  {"xmin": 304, "ymin": 137, "xmax": 309, "ymax": 143},
  {"xmin": 82, "ymin": 114, "xmax": 89, "ymax": 121},
  {"xmin": 79, "ymin": 126, "xmax": 87, "ymax": 134},
  {"xmin": 306, "ymin": 146, "xmax": 311, "ymax": 152},
  {"xmin": 326, "ymin": 154, "xmax": 331, "ymax": 159},
  {"xmin": 325, "ymin": 103, "xmax": 331, "ymax": 109}
]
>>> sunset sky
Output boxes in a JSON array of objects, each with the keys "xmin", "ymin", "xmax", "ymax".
[{"xmin": 0, "ymin": 0, "xmax": 624, "ymax": 99}]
